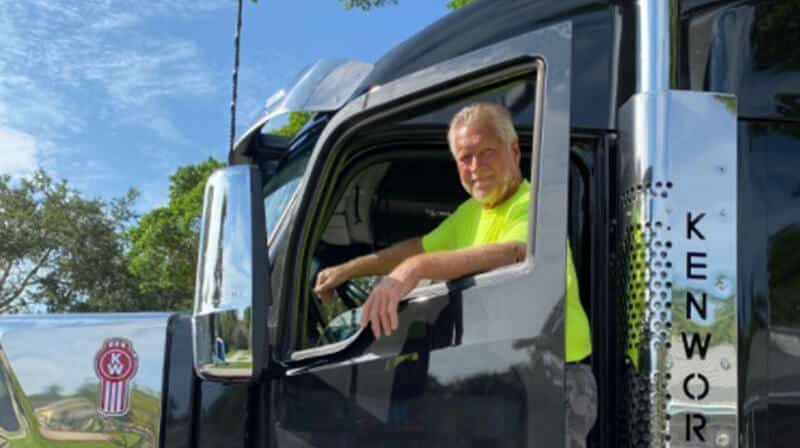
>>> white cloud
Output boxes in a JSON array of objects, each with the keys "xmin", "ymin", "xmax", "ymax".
[
  {"xmin": 78, "ymin": 39, "xmax": 217, "ymax": 108},
  {"xmin": 0, "ymin": 74, "xmax": 83, "ymax": 136},
  {"xmin": 0, "ymin": 0, "xmax": 245, "ymax": 210},
  {"xmin": 139, "ymin": 114, "xmax": 190, "ymax": 144},
  {"xmin": 90, "ymin": 12, "xmax": 141, "ymax": 31},
  {"xmin": 0, "ymin": 127, "xmax": 38, "ymax": 176},
  {"xmin": 0, "ymin": 0, "xmax": 226, "ymax": 140}
]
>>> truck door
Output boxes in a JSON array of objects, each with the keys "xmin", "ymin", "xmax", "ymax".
[{"xmin": 269, "ymin": 22, "xmax": 574, "ymax": 448}]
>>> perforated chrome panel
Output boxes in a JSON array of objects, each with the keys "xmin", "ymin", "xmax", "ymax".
[{"xmin": 616, "ymin": 91, "xmax": 738, "ymax": 447}]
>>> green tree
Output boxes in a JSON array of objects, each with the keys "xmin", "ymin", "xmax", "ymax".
[
  {"xmin": 270, "ymin": 111, "xmax": 313, "ymax": 137},
  {"xmin": 340, "ymin": 0, "xmax": 474, "ymax": 10},
  {"xmin": 754, "ymin": 0, "xmax": 800, "ymax": 71},
  {"xmin": 126, "ymin": 158, "xmax": 225, "ymax": 311},
  {"xmin": 0, "ymin": 170, "xmax": 137, "ymax": 313},
  {"xmin": 445, "ymin": 0, "xmax": 474, "ymax": 9}
]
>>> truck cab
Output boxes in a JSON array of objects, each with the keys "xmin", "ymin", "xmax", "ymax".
[{"xmin": 1, "ymin": 1, "xmax": 799, "ymax": 447}]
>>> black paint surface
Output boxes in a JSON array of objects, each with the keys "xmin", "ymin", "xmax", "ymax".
[
  {"xmin": 160, "ymin": 314, "xmax": 196, "ymax": 448},
  {"xmin": 194, "ymin": 381, "xmax": 250, "ymax": 448},
  {"xmin": 680, "ymin": 0, "xmax": 800, "ymax": 122},
  {"xmin": 740, "ymin": 120, "xmax": 800, "ymax": 448},
  {"xmin": 358, "ymin": 0, "xmax": 615, "ymax": 130}
]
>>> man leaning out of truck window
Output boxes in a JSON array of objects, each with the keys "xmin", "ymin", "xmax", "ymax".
[{"xmin": 315, "ymin": 102, "xmax": 597, "ymax": 448}]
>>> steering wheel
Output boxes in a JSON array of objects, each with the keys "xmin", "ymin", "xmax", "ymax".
[
  {"xmin": 309, "ymin": 280, "xmax": 369, "ymax": 345},
  {"xmin": 335, "ymin": 279, "xmax": 370, "ymax": 309}
]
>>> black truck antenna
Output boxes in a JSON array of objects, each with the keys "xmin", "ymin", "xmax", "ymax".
[{"xmin": 229, "ymin": 0, "xmax": 244, "ymax": 154}]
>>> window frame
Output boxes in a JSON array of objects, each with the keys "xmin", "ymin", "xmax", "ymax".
[{"xmin": 278, "ymin": 22, "xmax": 574, "ymax": 362}]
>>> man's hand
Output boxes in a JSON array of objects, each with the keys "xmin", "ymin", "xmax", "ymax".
[
  {"xmin": 360, "ymin": 259, "xmax": 420, "ymax": 339},
  {"xmin": 314, "ymin": 265, "xmax": 349, "ymax": 301},
  {"xmin": 313, "ymin": 238, "xmax": 424, "ymax": 302}
]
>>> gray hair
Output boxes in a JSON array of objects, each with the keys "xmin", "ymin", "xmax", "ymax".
[{"xmin": 447, "ymin": 102, "xmax": 518, "ymax": 149}]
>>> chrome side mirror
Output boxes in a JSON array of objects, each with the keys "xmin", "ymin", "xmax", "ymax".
[{"xmin": 192, "ymin": 165, "xmax": 268, "ymax": 382}]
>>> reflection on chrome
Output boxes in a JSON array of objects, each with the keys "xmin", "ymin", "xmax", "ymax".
[
  {"xmin": 265, "ymin": 59, "xmax": 372, "ymax": 116},
  {"xmin": 194, "ymin": 166, "xmax": 261, "ymax": 381},
  {"xmin": 618, "ymin": 91, "xmax": 738, "ymax": 446},
  {"xmin": 0, "ymin": 314, "xmax": 170, "ymax": 447},
  {"xmin": 235, "ymin": 59, "xmax": 373, "ymax": 152},
  {"xmin": 635, "ymin": 0, "xmax": 680, "ymax": 92}
]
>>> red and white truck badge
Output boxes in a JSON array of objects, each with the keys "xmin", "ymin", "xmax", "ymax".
[{"xmin": 94, "ymin": 338, "xmax": 138, "ymax": 416}]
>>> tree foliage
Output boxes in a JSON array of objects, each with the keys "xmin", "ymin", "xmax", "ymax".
[
  {"xmin": 0, "ymin": 0, "xmax": 476, "ymax": 315},
  {"xmin": 270, "ymin": 111, "xmax": 312, "ymax": 137},
  {"xmin": 340, "ymin": 0, "xmax": 474, "ymax": 10},
  {"xmin": 0, "ymin": 159, "xmax": 226, "ymax": 314},
  {"xmin": 126, "ymin": 158, "xmax": 225, "ymax": 311},
  {"xmin": 0, "ymin": 171, "xmax": 137, "ymax": 313},
  {"xmin": 754, "ymin": 0, "xmax": 800, "ymax": 71},
  {"xmin": 445, "ymin": 0, "xmax": 474, "ymax": 9}
]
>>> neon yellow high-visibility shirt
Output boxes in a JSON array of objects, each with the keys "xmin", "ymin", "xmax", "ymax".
[{"xmin": 422, "ymin": 180, "xmax": 592, "ymax": 362}]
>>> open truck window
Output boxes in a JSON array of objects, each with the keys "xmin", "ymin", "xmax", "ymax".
[{"xmin": 289, "ymin": 71, "xmax": 542, "ymax": 356}]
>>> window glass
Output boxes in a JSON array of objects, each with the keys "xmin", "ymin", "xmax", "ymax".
[
  {"xmin": 263, "ymin": 154, "xmax": 308, "ymax": 236},
  {"xmin": 262, "ymin": 121, "xmax": 319, "ymax": 239}
]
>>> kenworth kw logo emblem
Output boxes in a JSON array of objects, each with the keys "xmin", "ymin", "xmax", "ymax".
[{"xmin": 94, "ymin": 338, "xmax": 138, "ymax": 416}]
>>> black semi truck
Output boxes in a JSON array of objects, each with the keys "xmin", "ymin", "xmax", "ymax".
[{"xmin": 0, "ymin": 0, "xmax": 797, "ymax": 447}]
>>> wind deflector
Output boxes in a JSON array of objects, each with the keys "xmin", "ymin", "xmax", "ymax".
[
  {"xmin": 232, "ymin": 59, "xmax": 372, "ymax": 162},
  {"xmin": 265, "ymin": 59, "xmax": 373, "ymax": 115}
]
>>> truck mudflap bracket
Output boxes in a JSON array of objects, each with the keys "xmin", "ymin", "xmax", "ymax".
[{"xmin": 616, "ymin": 91, "xmax": 738, "ymax": 447}]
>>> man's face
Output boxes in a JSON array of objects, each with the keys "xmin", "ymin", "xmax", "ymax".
[{"xmin": 451, "ymin": 117, "xmax": 521, "ymax": 207}]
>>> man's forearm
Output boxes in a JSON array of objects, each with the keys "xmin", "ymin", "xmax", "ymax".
[
  {"xmin": 357, "ymin": 241, "xmax": 525, "ymax": 339},
  {"xmin": 399, "ymin": 241, "xmax": 525, "ymax": 283},
  {"xmin": 341, "ymin": 237, "xmax": 424, "ymax": 278}
]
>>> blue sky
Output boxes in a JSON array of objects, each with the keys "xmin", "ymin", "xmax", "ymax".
[{"xmin": 0, "ymin": 0, "xmax": 448, "ymax": 211}]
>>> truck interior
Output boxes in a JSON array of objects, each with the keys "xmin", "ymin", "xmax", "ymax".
[
  {"xmin": 295, "ymin": 128, "xmax": 599, "ymax": 347},
  {"xmin": 298, "ymin": 121, "xmax": 596, "ymax": 339}
]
